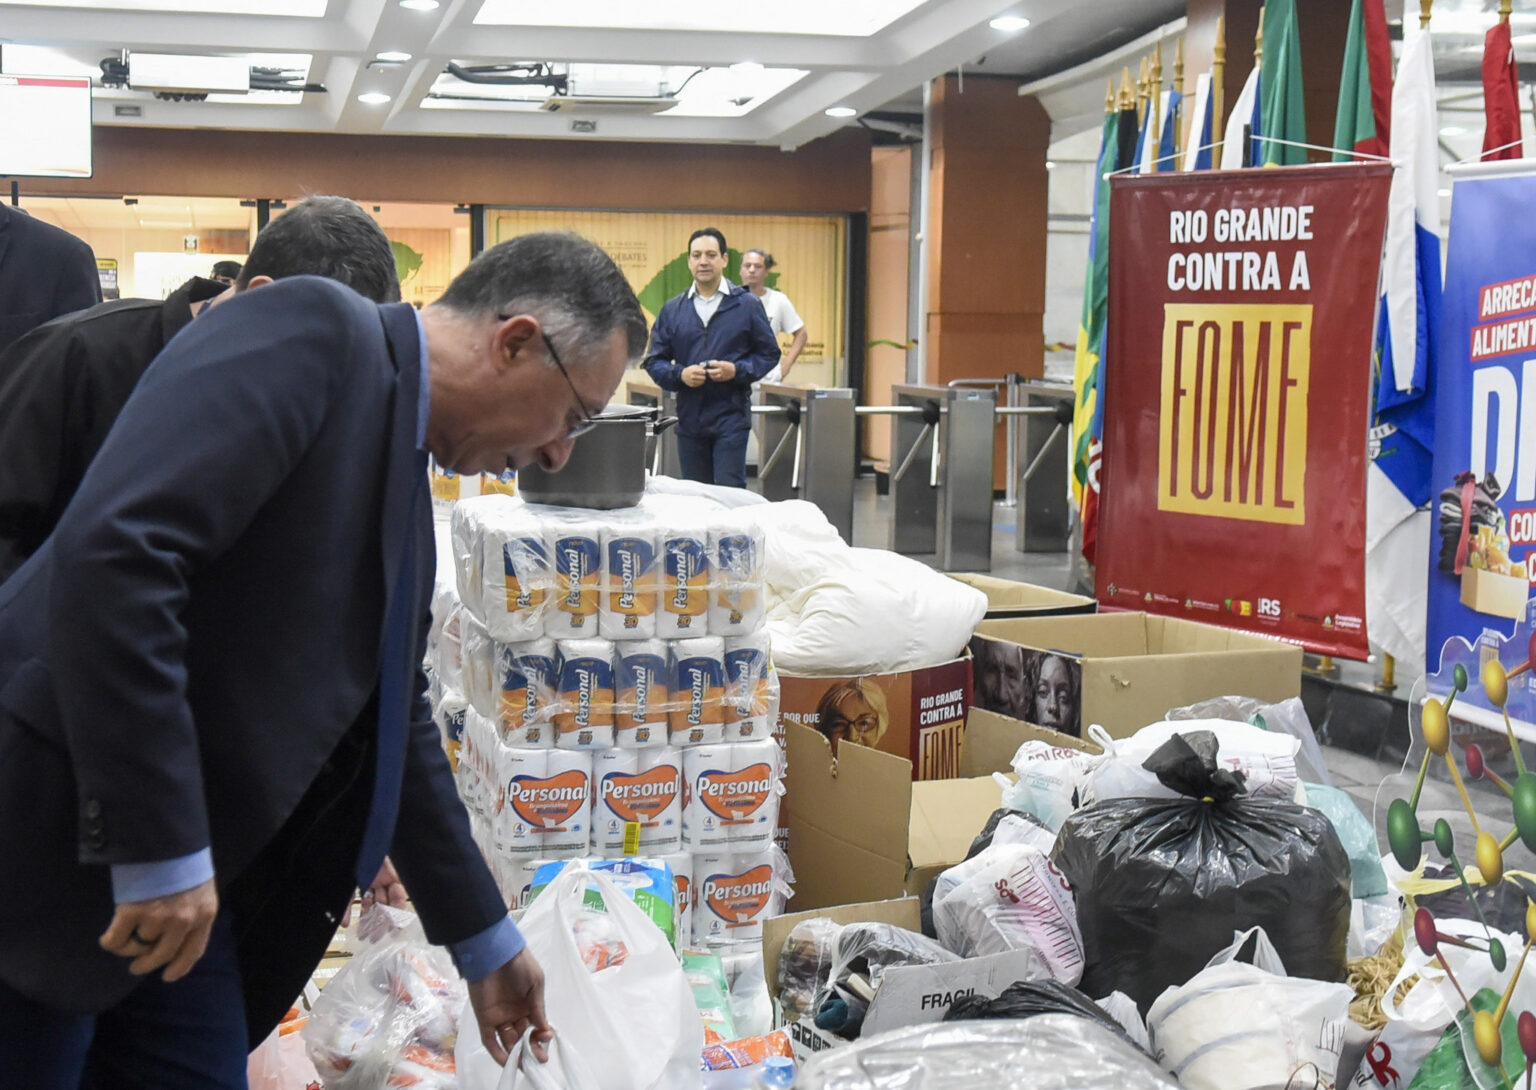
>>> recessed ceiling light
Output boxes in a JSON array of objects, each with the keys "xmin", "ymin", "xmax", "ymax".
[
  {"xmin": 358, "ymin": 91, "xmax": 392, "ymax": 104},
  {"xmin": 1438, "ymin": 188, "xmax": 1451, "ymax": 197},
  {"xmin": 376, "ymin": 51, "xmax": 413, "ymax": 63},
  {"xmin": 399, "ymin": 0, "xmax": 439, "ymax": 10},
  {"xmin": 1046, "ymin": 160, "xmax": 1057, "ymax": 170},
  {"xmin": 989, "ymin": 14, "xmax": 1031, "ymax": 31},
  {"xmin": 1440, "ymin": 125, "xmax": 1467, "ymax": 136},
  {"xmin": 731, "ymin": 61, "xmax": 765, "ymax": 75},
  {"xmin": 825, "ymin": 105, "xmax": 857, "ymax": 118}
]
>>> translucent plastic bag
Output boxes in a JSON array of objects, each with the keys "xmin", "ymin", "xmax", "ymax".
[
  {"xmin": 994, "ymin": 741, "xmax": 1099, "ymax": 832},
  {"xmin": 1167, "ymin": 694, "xmax": 1331, "ymax": 787},
  {"xmin": 795, "ymin": 1014, "xmax": 1182, "ymax": 1089},
  {"xmin": 1146, "ymin": 927, "xmax": 1357, "ymax": 1090},
  {"xmin": 931, "ymin": 844, "xmax": 1083, "ymax": 985},
  {"xmin": 1081, "ymin": 719, "xmax": 1303, "ymax": 807},
  {"xmin": 302, "ymin": 906, "xmax": 465, "ymax": 1089},
  {"xmin": 500, "ymin": 1028, "xmax": 601, "ymax": 1090},
  {"xmin": 813, "ymin": 923, "xmax": 960, "ymax": 1040},
  {"xmin": 517, "ymin": 861, "xmax": 702, "ymax": 1090}
]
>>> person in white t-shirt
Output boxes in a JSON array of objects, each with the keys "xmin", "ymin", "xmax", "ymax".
[{"xmin": 740, "ymin": 249, "xmax": 808, "ymax": 383}]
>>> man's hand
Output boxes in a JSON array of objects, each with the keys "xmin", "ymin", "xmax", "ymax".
[
  {"xmin": 681, "ymin": 364, "xmax": 709, "ymax": 388},
  {"xmin": 706, "ymin": 360, "xmax": 737, "ymax": 382},
  {"xmin": 343, "ymin": 857, "xmax": 409, "ymax": 928},
  {"xmin": 98, "ymin": 877, "xmax": 218, "ymax": 983},
  {"xmin": 468, "ymin": 947, "xmax": 552, "ymax": 1065}
]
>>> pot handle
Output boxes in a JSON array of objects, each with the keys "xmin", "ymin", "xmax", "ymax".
[{"xmin": 652, "ymin": 416, "xmax": 680, "ymax": 436}]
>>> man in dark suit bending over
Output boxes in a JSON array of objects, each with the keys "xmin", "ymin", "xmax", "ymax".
[{"xmin": 0, "ymin": 231, "xmax": 646, "ymax": 1088}]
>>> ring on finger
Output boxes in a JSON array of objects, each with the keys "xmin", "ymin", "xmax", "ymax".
[{"xmin": 130, "ymin": 926, "xmax": 156, "ymax": 946}]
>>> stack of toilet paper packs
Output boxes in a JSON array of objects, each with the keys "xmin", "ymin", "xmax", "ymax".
[{"xmin": 432, "ymin": 491, "xmax": 792, "ymax": 963}]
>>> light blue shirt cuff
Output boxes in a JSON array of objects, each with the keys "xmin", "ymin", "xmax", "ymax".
[
  {"xmin": 109, "ymin": 848, "xmax": 215, "ymax": 904},
  {"xmin": 449, "ymin": 915, "xmax": 526, "ymax": 982}
]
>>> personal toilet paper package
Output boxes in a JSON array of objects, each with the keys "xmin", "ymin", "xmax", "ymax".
[
  {"xmin": 652, "ymin": 504, "xmax": 712, "ymax": 640},
  {"xmin": 600, "ymin": 512, "xmax": 661, "ymax": 641},
  {"xmin": 707, "ymin": 516, "xmax": 766, "ymax": 636},
  {"xmin": 435, "ymin": 689, "xmax": 468, "ymax": 772},
  {"xmin": 449, "ymin": 495, "xmax": 501, "ymax": 622},
  {"xmin": 552, "ymin": 638, "xmax": 616, "ymax": 750},
  {"xmin": 670, "ymin": 637, "xmax": 727, "ymax": 747},
  {"xmin": 494, "ymin": 746, "xmax": 593, "ymax": 857},
  {"xmin": 497, "ymin": 638, "xmax": 559, "ymax": 748},
  {"xmin": 457, "ymin": 705, "xmax": 500, "ymax": 820},
  {"xmin": 691, "ymin": 846, "xmax": 794, "ymax": 949},
  {"xmin": 682, "ymin": 739, "xmax": 783, "ymax": 851},
  {"xmin": 658, "ymin": 851, "xmax": 693, "ymax": 952},
  {"xmin": 723, "ymin": 634, "xmax": 773, "ymax": 742},
  {"xmin": 591, "ymin": 745, "xmax": 684, "ymax": 856},
  {"xmin": 459, "ymin": 613, "xmax": 497, "ymax": 719},
  {"xmin": 480, "ymin": 503, "xmax": 554, "ymax": 643},
  {"xmin": 546, "ymin": 515, "xmax": 603, "ymax": 638},
  {"xmin": 615, "ymin": 639, "xmax": 671, "ymax": 748}
]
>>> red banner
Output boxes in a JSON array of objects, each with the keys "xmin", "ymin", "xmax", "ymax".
[{"xmin": 1095, "ymin": 164, "xmax": 1391, "ymax": 658}]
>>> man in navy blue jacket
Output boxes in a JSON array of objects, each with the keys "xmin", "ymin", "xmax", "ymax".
[{"xmin": 643, "ymin": 227, "xmax": 779, "ymax": 487}]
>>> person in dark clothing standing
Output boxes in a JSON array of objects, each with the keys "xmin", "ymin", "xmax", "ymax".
[
  {"xmin": 0, "ymin": 203, "xmax": 102, "ymax": 353},
  {"xmin": 642, "ymin": 227, "xmax": 779, "ymax": 487},
  {"xmin": 0, "ymin": 196, "xmax": 401, "ymax": 582}
]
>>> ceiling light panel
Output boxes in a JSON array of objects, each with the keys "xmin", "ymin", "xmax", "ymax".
[
  {"xmin": 473, "ymin": 0, "xmax": 925, "ymax": 36},
  {"xmin": 0, "ymin": 0, "xmax": 326, "ymax": 13},
  {"xmin": 424, "ymin": 61, "xmax": 805, "ymax": 117}
]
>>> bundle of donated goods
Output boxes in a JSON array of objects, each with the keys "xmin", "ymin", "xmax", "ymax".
[{"xmin": 297, "ymin": 473, "xmax": 1449, "ymax": 1089}]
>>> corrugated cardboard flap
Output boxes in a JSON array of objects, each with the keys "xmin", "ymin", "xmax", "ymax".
[
  {"xmin": 785, "ymin": 723, "xmax": 914, "ymax": 911},
  {"xmin": 907, "ymin": 776, "xmax": 1003, "ymax": 873},
  {"xmin": 960, "ymin": 708, "xmax": 1100, "ymax": 777}
]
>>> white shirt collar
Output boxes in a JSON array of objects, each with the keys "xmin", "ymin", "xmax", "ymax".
[{"xmin": 688, "ymin": 277, "xmax": 733, "ymax": 299}]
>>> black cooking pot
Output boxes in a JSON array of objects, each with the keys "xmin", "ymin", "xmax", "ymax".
[{"xmin": 517, "ymin": 404, "xmax": 677, "ymax": 509}]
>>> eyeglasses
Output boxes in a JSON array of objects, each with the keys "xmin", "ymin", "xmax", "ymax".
[
  {"xmin": 499, "ymin": 313, "xmax": 600, "ymax": 440},
  {"xmin": 540, "ymin": 331, "xmax": 600, "ymax": 440}
]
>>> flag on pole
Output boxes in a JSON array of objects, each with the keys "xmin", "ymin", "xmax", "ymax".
[
  {"xmin": 1366, "ymin": 24, "xmax": 1441, "ymax": 670},
  {"xmin": 1071, "ymin": 105, "xmax": 1123, "ymax": 559},
  {"xmin": 1483, "ymin": 18, "xmax": 1523, "ymax": 160},
  {"xmin": 1183, "ymin": 73, "xmax": 1215, "ymax": 170},
  {"xmin": 1220, "ymin": 66, "xmax": 1261, "ymax": 169},
  {"xmin": 1259, "ymin": 0, "xmax": 1307, "ymax": 165},
  {"xmin": 1332, "ymin": 0, "xmax": 1393, "ymax": 161}
]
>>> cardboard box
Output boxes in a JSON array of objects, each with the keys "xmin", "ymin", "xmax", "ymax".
[
  {"xmin": 969, "ymin": 611, "xmax": 1301, "ymax": 739},
  {"xmin": 783, "ymin": 709, "xmax": 1102, "ymax": 912},
  {"xmin": 761, "ymin": 897, "xmax": 1049, "ymax": 1063},
  {"xmin": 1461, "ymin": 566, "xmax": 1529, "ymax": 621},
  {"xmin": 945, "ymin": 573, "xmax": 1097, "ymax": 620},
  {"xmin": 778, "ymin": 657, "xmax": 972, "ymax": 782}
]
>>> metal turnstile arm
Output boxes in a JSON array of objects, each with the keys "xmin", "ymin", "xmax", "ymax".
[
  {"xmin": 760, "ymin": 423, "xmax": 800, "ymax": 480},
  {"xmin": 1019, "ymin": 422, "xmax": 1067, "ymax": 484},
  {"xmin": 891, "ymin": 422, "xmax": 935, "ymax": 485}
]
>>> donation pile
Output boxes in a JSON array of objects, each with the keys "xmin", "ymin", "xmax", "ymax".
[{"xmin": 425, "ymin": 484, "xmax": 799, "ymax": 1087}]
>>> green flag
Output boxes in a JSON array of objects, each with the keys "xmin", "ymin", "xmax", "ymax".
[
  {"xmin": 1261, "ymin": 0, "xmax": 1307, "ymax": 165},
  {"xmin": 1333, "ymin": 0, "xmax": 1393, "ymax": 161},
  {"xmin": 1071, "ymin": 109, "xmax": 1119, "ymax": 507}
]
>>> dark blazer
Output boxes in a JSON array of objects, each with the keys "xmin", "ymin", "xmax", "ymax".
[
  {"xmin": 0, "ymin": 277, "xmax": 227, "ymax": 582},
  {"xmin": 0, "ymin": 203, "xmax": 103, "ymax": 354},
  {"xmin": 0, "ymin": 278, "xmax": 505, "ymax": 1027},
  {"xmin": 642, "ymin": 284, "xmax": 779, "ymax": 437}
]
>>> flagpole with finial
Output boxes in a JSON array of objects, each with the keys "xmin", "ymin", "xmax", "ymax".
[
  {"xmin": 1421, "ymin": 0, "xmax": 1433, "ymax": 30},
  {"xmin": 1119, "ymin": 66, "xmax": 1134, "ymax": 113},
  {"xmin": 1255, "ymin": 5, "xmax": 1265, "ymax": 70},
  {"xmin": 1105, "ymin": 78, "xmax": 1115, "ymax": 117},
  {"xmin": 1173, "ymin": 36, "xmax": 1186, "ymax": 165},
  {"xmin": 1501, "ymin": 0, "xmax": 1511, "ymax": 23},
  {"xmin": 1137, "ymin": 56, "xmax": 1150, "ymax": 126},
  {"xmin": 1213, "ymin": 17, "xmax": 1226, "ymax": 165},
  {"xmin": 1149, "ymin": 41, "xmax": 1164, "ymax": 171}
]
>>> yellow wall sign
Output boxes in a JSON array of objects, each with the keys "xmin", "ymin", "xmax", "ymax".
[
  {"xmin": 487, "ymin": 209, "xmax": 846, "ymax": 387},
  {"xmin": 1157, "ymin": 303, "xmax": 1312, "ymax": 525}
]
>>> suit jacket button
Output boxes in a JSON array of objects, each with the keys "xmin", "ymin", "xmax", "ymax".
[
  {"xmin": 85, "ymin": 831, "xmax": 107, "ymax": 851},
  {"xmin": 84, "ymin": 799, "xmax": 102, "ymax": 820}
]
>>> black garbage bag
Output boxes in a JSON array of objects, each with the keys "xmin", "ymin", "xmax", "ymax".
[
  {"xmin": 1051, "ymin": 731, "xmax": 1352, "ymax": 1013},
  {"xmin": 920, "ymin": 808, "xmax": 1055, "ymax": 937},
  {"xmin": 943, "ymin": 979, "xmax": 1143, "ymax": 1052}
]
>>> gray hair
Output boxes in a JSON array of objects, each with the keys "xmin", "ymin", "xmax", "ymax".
[
  {"xmin": 436, "ymin": 231, "xmax": 646, "ymax": 367},
  {"xmin": 237, "ymin": 195, "xmax": 400, "ymax": 303}
]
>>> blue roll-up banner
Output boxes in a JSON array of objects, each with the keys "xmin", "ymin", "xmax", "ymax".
[{"xmin": 1427, "ymin": 162, "xmax": 1536, "ymax": 734}]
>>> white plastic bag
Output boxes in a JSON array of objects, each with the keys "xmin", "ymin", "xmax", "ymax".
[
  {"xmin": 502, "ymin": 1028, "xmax": 601, "ymax": 1090},
  {"xmin": 994, "ymin": 741, "xmax": 1099, "ymax": 832},
  {"xmin": 1081, "ymin": 720, "xmax": 1302, "ymax": 807},
  {"xmin": 519, "ymin": 861, "xmax": 702, "ymax": 1090},
  {"xmin": 931, "ymin": 843, "xmax": 1083, "ymax": 985},
  {"xmin": 1167, "ymin": 694, "xmax": 1331, "ymax": 787},
  {"xmin": 1146, "ymin": 927, "xmax": 1356, "ymax": 1090},
  {"xmin": 247, "ymin": 1020, "xmax": 322, "ymax": 1090}
]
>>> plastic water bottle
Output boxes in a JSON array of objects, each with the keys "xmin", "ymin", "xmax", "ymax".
[{"xmin": 753, "ymin": 1056, "xmax": 796, "ymax": 1089}]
